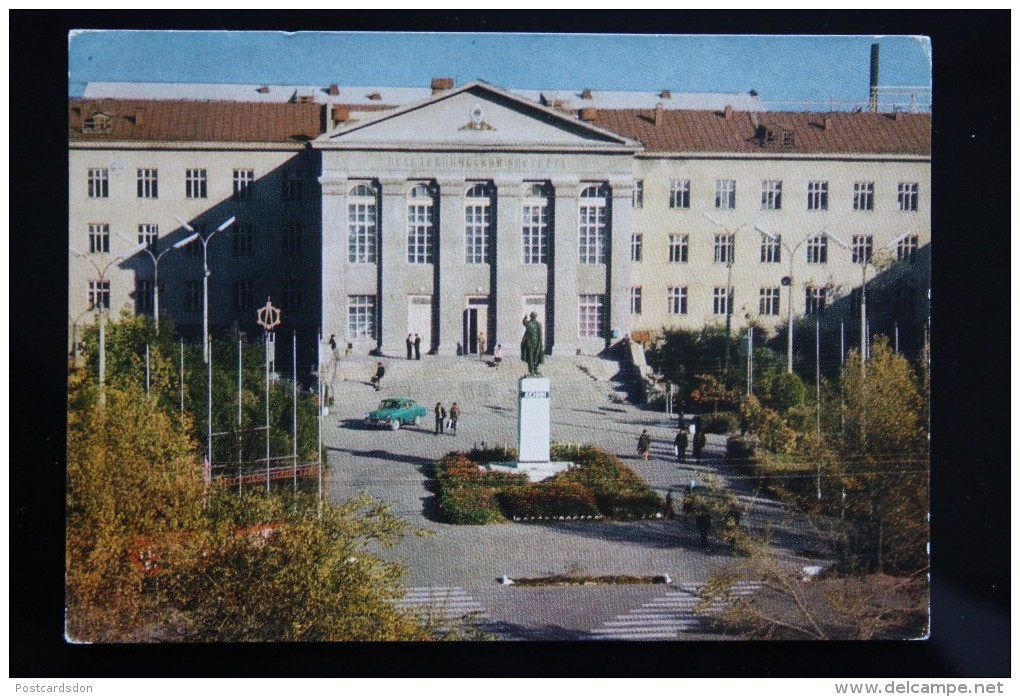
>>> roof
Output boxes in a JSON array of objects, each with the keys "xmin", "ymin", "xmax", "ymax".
[
  {"xmin": 514, "ymin": 89, "xmax": 764, "ymax": 112},
  {"xmin": 589, "ymin": 108, "xmax": 931, "ymax": 156},
  {"xmin": 69, "ymin": 99, "xmax": 323, "ymax": 143}
]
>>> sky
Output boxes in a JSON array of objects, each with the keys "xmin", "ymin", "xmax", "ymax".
[{"xmin": 68, "ymin": 31, "xmax": 931, "ymax": 110}]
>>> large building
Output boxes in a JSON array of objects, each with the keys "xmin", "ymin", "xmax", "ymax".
[{"xmin": 69, "ymin": 78, "xmax": 930, "ymax": 364}]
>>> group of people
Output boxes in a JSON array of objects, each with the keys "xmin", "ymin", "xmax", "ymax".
[
  {"xmin": 636, "ymin": 424, "xmax": 707, "ymax": 463},
  {"xmin": 405, "ymin": 334, "xmax": 423, "ymax": 361},
  {"xmin": 433, "ymin": 401, "xmax": 461, "ymax": 436}
]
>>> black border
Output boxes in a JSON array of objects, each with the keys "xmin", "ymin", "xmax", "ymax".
[{"xmin": 12, "ymin": 10, "xmax": 1009, "ymax": 677}]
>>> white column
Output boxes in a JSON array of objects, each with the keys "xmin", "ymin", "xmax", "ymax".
[
  {"xmin": 436, "ymin": 178, "xmax": 465, "ymax": 355},
  {"xmin": 551, "ymin": 178, "xmax": 580, "ymax": 356},
  {"xmin": 494, "ymin": 180, "xmax": 524, "ymax": 353},
  {"xmin": 379, "ymin": 177, "xmax": 408, "ymax": 356},
  {"xmin": 608, "ymin": 178, "xmax": 635, "ymax": 347}
]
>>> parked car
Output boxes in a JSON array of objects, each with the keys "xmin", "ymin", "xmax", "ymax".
[{"xmin": 365, "ymin": 398, "xmax": 427, "ymax": 430}]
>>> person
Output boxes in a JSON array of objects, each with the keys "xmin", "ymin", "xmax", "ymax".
[
  {"xmin": 520, "ymin": 312, "xmax": 544, "ymax": 375},
  {"xmin": 406, "ymin": 334, "xmax": 413, "ymax": 360},
  {"xmin": 682, "ymin": 481, "xmax": 711, "ymax": 548},
  {"xmin": 345, "ymin": 340, "xmax": 352, "ymax": 357},
  {"xmin": 328, "ymin": 334, "xmax": 339, "ymax": 361},
  {"xmin": 637, "ymin": 429, "xmax": 652, "ymax": 461},
  {"xmin": 414, "ymin": 334, "xmax": 421, "ymax": 360},
  {"xmin": 449, "ymin": 402, "xmax": 461, "ymax": 435},
  {"xmin": 370, "ymin": 362, "xmax": 385, "ymax": 391},
  {"xmin": 477, "ymin": 331, "xmax": 486, "ymax": 355},
  {"xmin": 693, "ymin": 429, "xmax": 707, "ymax": 463},
  {"xmin": 663, "ymin": 490, "xmax": 676, "ymax": 519},
  {"xmin": 493, "ymin": 343, "xmax": 503, "ymax": 370},
  {"xmin": 674, "ymin": 429, "xmax": 688, "ymax": 464},
  {"xmin": 434, "ymin": 402, "xmax": 446, "ymax": 436}
]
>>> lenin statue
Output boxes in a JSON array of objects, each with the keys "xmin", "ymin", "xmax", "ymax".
[{"xmin": 521, "ymin": 312, "xmax": 544, "ymax": 375}]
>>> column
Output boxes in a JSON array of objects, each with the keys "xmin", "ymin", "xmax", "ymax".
[
  {"xmin": 494, "ymin": 179, "xmax": 524, "ymax": 353},
  {"xmin": 436, "ymin": 178, "xmax": 465, "ymax": 355},
  {"xmin": 551, "ymin": 178, "xmax": 580, "ymax": 356},
  {"xmin": 319, "ymin": 171, "xmax": 348, "ymax": 346},
  {"xmin": 379, "ymin": 177, "xmax": 408, "ymax": 356},
  {"xmin": 608, "ymin": 178, "xmax": 635, "ymax": 346}
]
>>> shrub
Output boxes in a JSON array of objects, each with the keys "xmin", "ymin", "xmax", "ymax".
[
  {"xmin": 596, "ymin": 491, "xmax": 663, "ymax": 519},
  {"xmin": 433, "ymin": 453, "xmax": 525, "ymax": 524},
  {"xmin": 503, "ymin": 483, "xmax": 599, "ymax": 519},
  {"xmin": 726, "ymin": 436, "xmax": 756, "ymax": 462},
  {"xmin": 702, "ymin": 411, "xmax": 741, "ymax": 434}
]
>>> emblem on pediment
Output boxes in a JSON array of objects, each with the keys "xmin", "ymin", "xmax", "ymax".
[{"xmin": 459, "ymin": 103, "xmax": 495, "ymax": 131}]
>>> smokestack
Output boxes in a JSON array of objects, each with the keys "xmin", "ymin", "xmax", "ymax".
[
  {"xmin": 723, "ymin": 104, "xmax": 734, "ymax": 120},
  {"xmin": 869, "ymin": 43, "xmax": 880, "ymax": 113},
  {"xmin": 654, "ymin": 102, "xmax": 663, "ymax": 126}
]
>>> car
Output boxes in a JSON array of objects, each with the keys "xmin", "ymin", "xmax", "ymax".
[{"xmin": 365, "ymin": 397, "xmax": 427, "ymax": 430}]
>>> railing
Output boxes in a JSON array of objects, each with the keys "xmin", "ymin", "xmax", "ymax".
[{"xmin": 212, "ymin": 461, "xmax": 320, "ymax": 488}]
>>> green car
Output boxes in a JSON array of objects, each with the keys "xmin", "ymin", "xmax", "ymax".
[{"xmin": 365, "ymin": 398, "xmax": 427, "ymax": 430}]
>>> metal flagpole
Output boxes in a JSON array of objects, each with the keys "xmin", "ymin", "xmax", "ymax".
[
  {"xmin": 747, "ymin": 328, "xmax": 753, "ymax": 396},
  {"xmin": 816, "ymin": 319, "xmax": 822, "ymax": 500},
  {"xmin": 895, "ymin": 322, "xmax": 900, "ymax": 353},
  {"xmin": 317, "ymin": 328, "xmax": 323, "ymax": 520},
  {"xmin": 265, "ymin": 332, "xmax": 270, "ymax": 493},
  {"xmin": 207, "ymin": 335, "xmax": 213, "ymax": 481},
  {"xmin": 292, "ymin": 331, "xmax": 298, "ymax": 497},
  {"xmin": 238, "ymin": 337, "xmax": 243, "ymax": 495},
  {"xmin": 179, "ymin": 337, "xmax": 185, "ymax": 414},
  {"xmin": 840, "ymin": 321, "xmax": 845, "ymax": 366},
  {"xmin": 145, "ymin": 343, "xmax": 150, "ymax": 398}
]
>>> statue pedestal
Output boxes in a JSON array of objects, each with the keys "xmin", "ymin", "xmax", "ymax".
[{"xmin": 484, "ymin": 376, "xmax": 571, "ymax": 482}]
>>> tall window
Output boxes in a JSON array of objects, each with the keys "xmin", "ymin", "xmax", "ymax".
[
  {"xmin": 668, "ymin": 286, "xmax": 688, "ymax": 315},
  {"xmin": 668, "ymin": 234, "xmax": 689, "ymax": 263},
  {"xmin": 805, "ymin": 286, "xmax": 827, "ymax": 316},
  {"xmin": 137, "ymin": 168, "xmax": 158, "ymax": 198},
  {"xmin": 761, "ymin": 180, "xmax": 783, "ymax": 210},
  {"xmin": 669, "ymin": 179, "xmax": 690, "ymax": 209},
  {"xmin": 806, "ymin": 235, "xmax": 828, "ymax": 264},
  {"xmin": 232, "ymin": 279, "xmax": 254, "ymax": 312},
  {"xmin": 522, "ymin": 183, "xmax": 550, "ymax": 265},
  {"xmin": 898, "ymin": 182, "xmax": 919, "ymax": 211},
  {"xmin": 632, "ymin": 180, "xmax": 644, "ymax": 208},
  {"xmin": 348, "ymin": 295, "xmax": 376, "ymax": 339},
  {"xmin": 282, "ymin": 223, "xmax": 303, "ymax": 257},
  {"xmin": 280, "ymin": 280, "xmax": 305, "ymax": 310},
  {"xmin": 853, "ymin": 181, "xmax": 875, "ymax": 211},
  {"xmin": 578, "ymin": 294, "xmax": 605, "ymax": 338},
  {"xmin": 465, "ymin": 183, "xmax": 493, "ymax": 265},
  {"xmin": 233, "ymin": 169, "xmax": 254, "ymax": 201},
  {"xmin": 714, "ymin": 233, "xmax": 735, "ymax": 264},
  {"xmin": 630, "ymin": 233, "xmax": 643, "ymax": 262},
  {"xmin": 759, "ymin": 287, "xmax": 780, "ymax": 315},
  {"xmin": 760, "ymin": 233, "xmax": 781, "ymax": 263},
  {"xmin": 282, "ymin": 171, "xmax": 303, "ymax": 201},
  {"xmin": 348, "ymin": 183, "xmax": 378, "ymax": 264},
  {"xmin": 852, "ymin": 234, "xmax": 874, "ymax": 264},
  {"xmin": 407, "ymin": 184, "xmax": 435, "ymax": 264},
  {"xmin": 715, "ymin": 179, "xmax": 736, "ymax": 209},
  {"xmin": 185, "ymin": 169, "xmax": 207, "ymax": 199},
  {"xmin": 807, "ymin": 181, "xmax": 828, "ymax": 211},
  {"xmin": 137, "ymin": 223, "xmax": 158, "ymax": 249},
  {"xmin": 136, "ymin": 280, "xmax": 154, "ymax": 315},
  {"xmin": 88, "ymin": 168, "xmax": 109, "ymax": 198},
  {"xmin": 88, "ymin": 280, "xmax": 111, "ymax": 311},
  {"xmin": 713, "ymin": 287, "xmax": 734, "ymax": 316},
  {"xmin": 897, "ymin": 234, "xmax": 919, "ymax": 262},
  {"xmin": 88, "ymin": 223, "xmax": 109, "ymax": 254},
  {"xmin": 233, "ymin": 224, "xmax": 254, "ymax": 256},
  {"xmin": 630, "ymin": 287, "xmax": 642, "ymax": 315},
  {"xmin": 185, "ymin": 281, "xmax": 201, "ymax": 311},
  {"xmin": 578, "ymin": 184, "xmax": 609, "ymax": 265}
]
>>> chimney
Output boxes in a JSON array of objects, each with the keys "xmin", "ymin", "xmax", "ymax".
[
  {"xmin": 823, "ymin": 115, "xmax": 833, "ymax": 130},
  {"xmin": 327, "ymin": 84, "xmax": 340, "ymax": 96},
  {"xmin": 578, "ymin": 107, "xmax": 598, "ymax": 121},
  {"xmin": 332, "ymin": 105, "xmax": 350, "ymax": 125},
  {"xmin": 581, "ymin": 88, "xmax": 593, "ymax": 99},
  {"xmin": 133, "ymin": 107, "xmax": 146, "ymax": 126},
  {"xmin": 723, "ymin": 104, "xmax": 734, "ymax": 120},
  {"xmin": 869, "ymin": 43, "xmax": 880, "ymax": 113},
  {"xmin": 654, "ymin": 102, "xmax": 663, "ymax": 126},
  {"xmin": 431, "ymin": 77, "xmax": 454, "ymax": 94}
]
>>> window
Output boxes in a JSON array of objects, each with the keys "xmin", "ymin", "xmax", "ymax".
[
  {"xmin": 233, "ymin": 169, "xmax": 254, "ymax": 201},
  {"xmin": 713, "ymin": 287, "xmax": 734, "ymax": 316},
  {"xmin": 185, "ymin": 169, "xmax": 207, "ymax": 199},
  {"xmin": 136, "ymin": 280, "xmax": 154, "ymax": 315},
  {"xmin": 407, "ymin": 184, "xmax": 435, "ymax": 264},
  {"xmin": 88, "ymin": 168, "xmax": 109, "ymax": 198},
  {"xmin": 852, "ymin": 235, "xmax": 874, "ymax": 264},
  {"xmin": 232, "ymin": 280, "xmax": 254, "ymax": 313},
  {"xmin": 282, "ymin": 171, "xmax": 302, "ymax": 201},
  {"xmin": 668, "ymin": 286, "xmax": 688, "ymax": 315},
  {"xmin": 897, "ymin": 234, "xmax": 919, "ymax": 262},
  {"xmin": 522, "ymin": 183, "xmax": 550, "ymax": 265},
  {"xmin": 715, "ymin": 179, "xmax": 735, "ymax": 209},
  {"xmin": 465, "ymin": 183, "xmax": 493, "ymax": 265},
  {"xmin": 88, "ymin": 223, "xmax": 109, "ymax": 254},
  {"xmin": 282, "ymin": 223, "xmax": 303, "ymax": 257},
  {"xmin": 898, "ymin": 182, "xmax": 919, "ymax": 212},
  {"xmin": 853, "ymin": 181, "xmax": 874, "ymax": 211},
  {"xmin": 578, "ymin": 184, "xmax": 608, "ymax": 265},
  {"xmin": 668, "ymin": 234, "xmax": 689, "ymax": 263},
  {"xmin": 632, "ymin": 180, "xmax": 644, "ymax": 208},
  {"xmin": 233, "ymin": 224, "xmax": 254, "ymax": 256},
  {"xmin": 137, "ymin": 168, "xmax": 158, "ymax": 198},
  {"xmin": 714, "ymin": 233, "xmax": 735, "ymax": 264},
  {"xmin": 630, "ymin": 233, "xmax": 643, "ymax": 263},
  {"xmin": 630, "ymin": 287, "xmax": 642, "ymax": 315},
  {"xmin": 807, "ymin": 181, "xmax": 828, "ymax": 211},
  {"xmin": 281, "ymin": 280, "xmax": 305, "ymax": 311},
  {"xmin": 760, "ymin": 233, "xmax": 781, "ymax": 263},
  {"xmin": 895, "ymin": 285, "xmax": 916, "ymax": 319},
  {"xmin": 578, "ymin": 294, "xmax": 605, "ymax": 338},
  {"xmin": 761, "ymin": 180, "xmax": 783, "ymax": 210},
  {"xmin": 806, "ymin": 235, "xmax": 828, "ymax": 264},
  {"xmin": 348, "ymin": 183, "xmax": 378, "ymax": 264},
  {"xmin": 669, "ymin": 179, "xmax": 690, "ymax": 209},
  {"xmin": 185, "ymin": 281, "xmax": 201, "ymax": 311},
  {"xmin": 88, "ymin": 280, "xmax": 110, "ymax": 311},
  {"xmin": 759, "ymin": 287, "xmax": 781, "ymax": 316},
  {"xmin": 805, "ymin": 286, "xmax": 827, "ymax": 316},
  {"xmin": 348, "ymin": 295, "xmax": 376, "ymax": 339},
  {"xmin": 137, "ymin": 223, "xmax": 158, "ymax": 249}
]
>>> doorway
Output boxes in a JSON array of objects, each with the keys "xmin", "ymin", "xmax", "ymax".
[
  {"xmin": 463, "ymin": 298, "xmax": 489, "ymax": 354},
  {"xmin": 407, "ymin": 295, "xmax": 432, "ymax": 354}
]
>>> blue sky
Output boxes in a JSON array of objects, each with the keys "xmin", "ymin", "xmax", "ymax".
[{"xmin": 69, "ymin": 31, "xmax": 931, "ymax": 109}]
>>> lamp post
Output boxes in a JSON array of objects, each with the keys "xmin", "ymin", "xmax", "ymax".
[
  {"xmin": 116, "ymin": 231, "xmax": 174, "ymax": 335},
  {"xmin": 847, "ymin": 231, "xmax": 911, "ymax": 375},
  {"xmin": 173, "ymin": 216, "xmax": 236, "ymax": 363},
  {"xmin": 69, "ymin": 248, "xmax": 124, "ymax": 402},
  {"xmin": 703, "ymin": 214, "xmax": 749, "ymax": 376}
]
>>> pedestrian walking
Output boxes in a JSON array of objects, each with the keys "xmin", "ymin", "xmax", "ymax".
[
  {"xmin": 664, "ymin": 490, "xmax": 676, "ymax": 519},
  {"xmin": 345, "ymin": 340, "xmax": 352, "ymax": 357},
  {"xmin": 406, "ymin": 334, "xmax": 414, "ymax": 360},
  {"xmin": 682, "ymin": 482, "xmax": 711, "ymax": 548},
  {"xmin": 328, "ymin": 334, "xmax": 339, "ymax": 361},
  {"xmin": 370, "ymin": 361, "xmax": 385, "ymax": 391},
  {"xmin": 449, "ymin": 402, "xmax": 461, "ymax": 435},
  {"xmin": 493, "ymin": 343, "xmax": 503, "ymax": 369},
  {"xmin": 674, "ymin": 429, "xmax": 688, "ymax": 464},
  {"xmin": 637, "ymin": 429, "xmax": 652, "ymax": 460},
  {"xmin": 434, "ymin": 402, "xmax": 446, "ymax": 436},
  {"xmin": 692, "ymin": 429, "xmax": 706, "ymax": 462},
  {"xmin": 414, "ymin": 334, "xmax": 421, "ymax": 360}
]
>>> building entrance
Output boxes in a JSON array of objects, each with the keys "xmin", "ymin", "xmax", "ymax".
[
  {"xmin": 463, "ymin": 298, "xmax": 489, "ymax": 354},
  {"xmin": 407, "ymin": 295, "xmax": 432, "ymax": 354}
]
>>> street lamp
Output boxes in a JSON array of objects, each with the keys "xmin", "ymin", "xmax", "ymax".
[
  {"xmin": 703, "ymin": 213, "xmax": 749, "ymax": 376},
  {"xmin": 173, "ymin": 215, "xmax": 236, "ymax": 363},
  {"xmin": 116, "ymin": 231, "xmax": 174, "ymax": 335},
  {"xmin": 846, "ymin": 231, "xmax": 911, "ymax": 375},
  {"xmin": 69, "ymin": 248, "xmax": 124, "ymax": 402}
]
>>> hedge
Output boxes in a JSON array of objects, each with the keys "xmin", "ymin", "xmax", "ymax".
[{"xmin": 701, "ymin": 411, "xmax": 741, "ymax": 435}]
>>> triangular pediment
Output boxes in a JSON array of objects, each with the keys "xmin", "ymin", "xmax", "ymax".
[{"xmin": 316, "ymin": 81, "xmax": 640, "ymax": 151}]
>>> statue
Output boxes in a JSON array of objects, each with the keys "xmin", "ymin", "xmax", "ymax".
[{"xmin": 520, "ymin": 312, "xmax": 544, "ymax": 376}]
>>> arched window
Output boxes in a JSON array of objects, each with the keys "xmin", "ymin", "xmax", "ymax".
[
  {"xmin": 522, "ymin": 181, "xmax": 552, "ymax": 265},
  {"xmin": 407, "ymin": 183, "xmax": 435, "ymax": 264},
  {"xmin": 348, "ymin": 182, "xmax": 378, "ymax": 264},
  {"xmin": 578, "ymin": 183, "xmax": 609, "ymax": 264},
  {"xmin": 464, "ymin": 182, "xmax": 493, "ymax": 264}
]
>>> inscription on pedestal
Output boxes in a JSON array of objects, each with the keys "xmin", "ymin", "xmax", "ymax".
[{"xmin": 518, "ymin": 376, "xmax": 551, "ymax": 463}]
